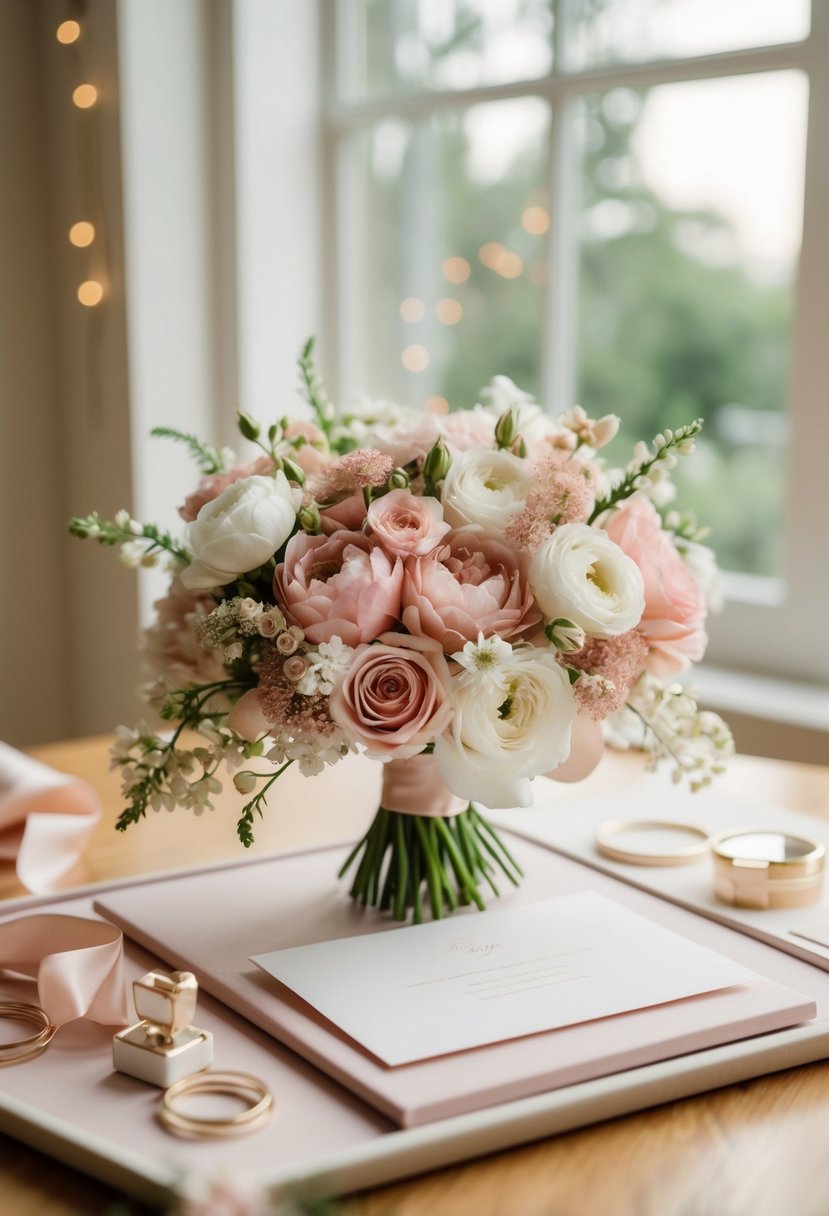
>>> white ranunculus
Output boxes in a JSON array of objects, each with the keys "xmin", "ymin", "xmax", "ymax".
[
  {"xmin": 529, "ymin": 522, "xmax": 645, "ymax": 639},
  {"xmin": 181, "ymin": 473, "xmax": 301, "ymax": 590},
  {"xmin": 435, "ymin": 646, "xmax": 576, "ymax": 808},
  {"xmin": 441, "ymin": 448, "xmax": 533, "ymax": 539}
]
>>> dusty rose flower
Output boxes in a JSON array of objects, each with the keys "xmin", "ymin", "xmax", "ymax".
[
  {"xmin": 178, "ymin": 455, "xmax": 274, "ymax": 523},
  {"xmin": 368, "ymin": 412, "xmax": 442, "ymax": 466},
  {"xmin": 276, "ymin": 631, "xmax": 299, "ymax": 654},
  {"xmin": 275, "ymin": 531, "xmax": 403, "ymax": 646},
  {"xmin": 319, "ymin": 492, "xmax": 368, "ymax": 534},
  {"xmin": 604, "ymin": 496, "xmax": 707, "ymax": 676},
  {"xmin": 366, "ymin": 489, "xmax": 450, "ymax": 557},
  {"xmin": 283, "ymin": 654, "xmax": 309, "ymax": 682},
  {"xmin": 142, "ymin": 577, "xmax": 226, "ymax": 688},
  {"xmin": 283, "ymin": 420, "xmax": 329, "ymax": 475},
  {"xmin": 401, "ymin": 532, "xmax": 540, "ymax": 652},
  {"xmin": 329, "ymin": 633, "xmax": 453, "ymax": 760},
  {"xmin": 438, "ymin": 406, "xmax": 496, "ymax": 452}
]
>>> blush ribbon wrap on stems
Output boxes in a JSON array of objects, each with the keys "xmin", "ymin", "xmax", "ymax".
[
  {"xmin": 380, "ymin": 753, "xmax": 467, "ymax": 818},
  {"xmin": 0, "ymin": 914, "xmax": 129, "ymax": 1026},
  {"xmin": 0, "ymin": 741, "xmax": 101, "ymax": 893}
]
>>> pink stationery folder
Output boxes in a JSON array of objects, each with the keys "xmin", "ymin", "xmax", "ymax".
[{"xmin": 95, "ymin": 837, "xmax": 815, "ymax": 1128}]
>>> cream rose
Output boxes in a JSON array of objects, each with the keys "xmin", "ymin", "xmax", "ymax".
[
  {"xmin": 441, "ymin": 449, "xmax": 533, "ymax": 539},
  {"xmin": 434, "ymin": 646, "xmax": 576, "ymax": 808},
  {"xmin": 181, "ymin": 474, "xmax": 301, "ymax": 590},
  {"xmin": 528, "ymin": 522, "xmax": 644, "ymax": 639}
]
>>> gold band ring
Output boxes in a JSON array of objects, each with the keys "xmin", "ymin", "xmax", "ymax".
[
  {"xmin": 595, "ymin": 818, "xmax": 710, "ymax": 866},
  {"xmin": 158, "ymin": 1070, "xmax": 274, "ymax": 1139},
  {"xmin": 0, "ymin": 1002, "xmax": 57, "ymax": 1067}
]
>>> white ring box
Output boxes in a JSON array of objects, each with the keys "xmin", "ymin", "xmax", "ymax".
[{"xmin": 113, "ymin": 970, "xmax": 213, "ymax": 1087}]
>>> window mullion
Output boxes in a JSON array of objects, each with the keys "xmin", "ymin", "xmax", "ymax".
[{"xmin": 542, "ymin": 96, "xmax": 579, "ymax": 417}]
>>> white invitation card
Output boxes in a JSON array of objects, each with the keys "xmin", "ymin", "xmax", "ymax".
[{"xmin": 251, "ymin": 892, "xmax": 759, "ymax": 1066}]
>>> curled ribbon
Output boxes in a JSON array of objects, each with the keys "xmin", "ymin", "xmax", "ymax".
[
  {"xmin": 381, "ymin": 753, "xmax": 467, "ymax": 818},
  {"xmin": 0, "ymin": 741, "xmax": 100, "ymax": 893},
  {"xmin": 0, "ymin": 914, "xmax": 129, "ymax": 1026}
]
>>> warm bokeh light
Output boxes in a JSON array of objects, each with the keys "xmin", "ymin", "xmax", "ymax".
[
  {"xmin": 77, "ymin": 280, "xmax": 103, "ymax": 306},
  {"xmin": 56, "ymin": 20, "xmax": 81, "ymax": 44},
  {"xmin": 69, "ymin": 221, "xmax": 95, "ymax": 248},
  {"xmin": 401, "ymin": 344, "xmax": 429, "ymax": 372},
  {"xmin": 478, "ymin": 242, "xmax": 505, "ymax": 270},
  {"xmin": 425, "ymin": 396, "xmax": 449, "ymax": 415},
  {"xmin": 72, "ymin": 84, "xmax": 98, "ymax": 109},
  {"xmin": 442, "ymin": 256, "xmax": 471, "ymax": 284},
  {"xmin": 479, "ymin": 242, "xmax": 524, "ymax": 278},
  {"xmin": 399, "ymin": 296, "xmax": 425, "ymax": 322},
  {"xmin": 522, "ymin": 205, "xmax": 550, "ymax": 235},
  {"xmin": 436, "ymin": 298, "xmax": 463, "ymax": 326}
]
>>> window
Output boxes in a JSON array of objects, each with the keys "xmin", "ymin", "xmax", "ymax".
[{"xmin": 324, "ymin": 0, "xmax": 829, "ymax": 688}]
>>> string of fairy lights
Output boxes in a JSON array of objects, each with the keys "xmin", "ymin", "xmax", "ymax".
[{"xmin": 56, "ymin": 9, "xmax": 105, "ymax": 309}]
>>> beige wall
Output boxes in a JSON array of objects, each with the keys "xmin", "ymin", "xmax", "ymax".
[{"xmin": 0, "ymin": 0, "xmax": 141, "ymax": 747}]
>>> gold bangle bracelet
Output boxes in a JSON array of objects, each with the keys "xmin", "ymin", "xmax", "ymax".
[
  {"xmin": 158, "ymin": 1070, "xmax": 274, "ymax": 1139},
  {"xmin": 0, "ymin": 1002, "xmax": 56, "ymax": 1067},
  {"xmin": 596, "ymin": 818, "xmax": 710, "ymax": 866}
]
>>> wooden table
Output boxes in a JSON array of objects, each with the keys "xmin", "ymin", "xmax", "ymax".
[{"xmin": 4, "ymin": 737, "xmax": 829, "ymax": 1216}]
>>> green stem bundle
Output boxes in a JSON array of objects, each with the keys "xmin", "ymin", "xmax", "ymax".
[{"xmin": 339, "ymin": 805, "xmax": 524, "ymax": 923}]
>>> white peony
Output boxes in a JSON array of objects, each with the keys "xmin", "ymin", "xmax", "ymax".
[
  {"xmin": 441, "ymin": 448, "xmax": 533, "ymax": 539},
  {"xmin": 435, "ymin": 645, "xmax": 576, "ymax": 808},
  {"xmin": 181, "ymin": 474, "xmax": 301, "ymax": 590},
  {"xmin": 529, "ymin": 522, "xmax": 645, "ymax": 639}
]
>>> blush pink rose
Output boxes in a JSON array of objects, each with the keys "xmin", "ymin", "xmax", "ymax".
[
  {"xmin": 369, "ymin": 414, "xmax": 442, "ymax": 466},
  {"xmin": 329, "ymin": 633, "xmax": 453, "ymax": 760},
  {"xmin": 604, "ymin": 496, "xmax": 707, "ymax": 676},
  {"xmin": 401, "ymin": 531, "xmax": 540, "ymax": 653},
  {"xmin": 178, "ymin": 455, "xmax": 274, "ymax": 523},
  {"xmin": 438, "ymin": 407, "xmax": 496, "ymax": 452},
  {"xmin": 366, "ymin": 489, "xmax": 451, "ymax": 557},
  {"xmin": 275, "ymin": 531, "xmax": 403, "ymax": 647}
]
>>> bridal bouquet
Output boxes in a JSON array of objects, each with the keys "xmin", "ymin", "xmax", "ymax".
[{"xmin": 70, "ymin": 341, "xmax": 732, "ymax": 921}]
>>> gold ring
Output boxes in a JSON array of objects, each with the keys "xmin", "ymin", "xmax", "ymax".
[
  {"xmin": 596, "ymin": 818, "xmax": 710, "ymax": 866},
  {"xmin": 158, "ymin": 1070, "xmax": 274, "ymax": 1139},
  {"xmin": 0, "ymin": 1002, "xmax": 57, "ymax": 1067}
]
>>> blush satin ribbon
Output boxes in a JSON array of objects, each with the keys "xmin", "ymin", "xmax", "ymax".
[
  {"xmin": 0, "ymin": 741, "xmax": 100, "ymax": 893},
  {"xmin": 380, "ymin": 753, "xmax": 467, "ymax": 818},
  {"xmin": 0, "ymin": 914, "xmax": 128, "ymax": 1026}
]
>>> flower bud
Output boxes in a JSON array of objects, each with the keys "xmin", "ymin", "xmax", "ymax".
[
  {"xmin": 591, "ymin": 414, "xmax": 620, "ymax": 449},
  {"xmin": 280, "ymin": 457, "xmax": 307, "ymax": 487},
  {"xmin": 233, "ymin": 771, "xmax": 258, "ymax": 795},
  {"xmin": 544, "ymin": 617, "xmax": 586, "ymax": 654},
  {"xmin": 236, "ymin": 411, "xmax": 261, "ymax": 442},
  {"xmin": 298, "ymin": 502, "xmax": 322, "ymax": 534},
  {"xmin": 423, "ymin": 436, "xmax": 451, "ymax": 485},
  {"xmin": 494, "ymin": 406, "xmax": 519, "ymax": 450},
  {"xmin": 388, "ymin": 467, "xmax": 411, "ymax": 491}
]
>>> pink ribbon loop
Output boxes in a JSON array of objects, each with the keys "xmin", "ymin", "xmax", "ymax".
[
  {"xmin": 0, "ymin": 741, "xmax": 100, "ymax": 893},
  {"xmin": 380, "ymin": 754, "xmax": 467, "ymax": 818},
  {"xmin": 0, "ymin": 914, "xmax": 129, "ymax": 1026}
]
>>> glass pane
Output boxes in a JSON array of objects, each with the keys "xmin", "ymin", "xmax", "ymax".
[
  {"xmin": 575, "ymin": 71, "xmax": 808, "ymax": 577},
  {"xmin": 344, "ymin": 0, "xmax": 553, "ymax": 99},
  {"xmin": 565, "ymin": 0, "xmax": 810, "ymax": 71},
  {"xmin": 345, "ymin": 97, "xmax": 550, "ymax": 410}
]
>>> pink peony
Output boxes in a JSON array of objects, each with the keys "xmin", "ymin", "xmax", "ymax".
[
  {"xmin": 275, "ymin": 531, "xmax": 403, "ymax": 646},
  {"xmin": 369, "ymin": 413, "xmax": 442, "ymax": 466},
  {"xmin": 142, "ymin": 577, "xmax": 226, "ymax": 688},
  {"xmin": 438, "ymin": 407, "xmax": 496, "ymax": 452},
  {"xmin": 401, "ymin": 531, "xmax": 540, "ymax": 653},
  {"xmin": 604, "ymin": 496, "xmax": 707, "ymax": 676},
  {"xmin": 329, "ymin": 633, "xmax": 453, "ymax": 760},
  {"xmin": 367, "ymin": 489, "xmax": 451, "ymax": 557},
  {"xmin": 178, "ymin": 456, "xmax": 274, "ymax": 523}
]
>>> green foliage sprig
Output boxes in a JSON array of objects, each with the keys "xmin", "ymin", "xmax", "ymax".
[
  {"xmin": 588, "ymin": 419, "xmax": 703, "ymax": 524},
  {"xmin": 150, "ymin": 426, "xmax": 229, "ymax": 475},
  {"xmin": 68, "ymin": 512, "xmax": 190, "ymax": 564}
]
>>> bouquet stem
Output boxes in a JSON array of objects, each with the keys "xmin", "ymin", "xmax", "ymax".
[{"xmin": 339, "ymin": 805, "xmax": 524, "ymax": 923}]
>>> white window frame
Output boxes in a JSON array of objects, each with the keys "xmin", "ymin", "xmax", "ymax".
[{"xmin": 322, "ymin": 1, "xmax": 829, "ymax": 690}]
